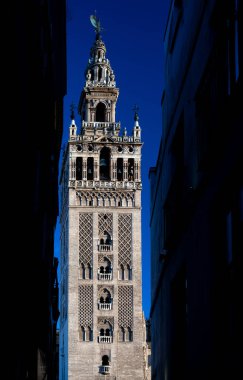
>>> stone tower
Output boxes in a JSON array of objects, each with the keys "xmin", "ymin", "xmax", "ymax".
[{"xmin": 59, "ymin": 23, "xmax": 144, "ymax": 380}]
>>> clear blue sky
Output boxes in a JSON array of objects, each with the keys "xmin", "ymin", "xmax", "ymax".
[{"xmin": 55, "ymin": 0, "xmax": 170, "ymax": 319}]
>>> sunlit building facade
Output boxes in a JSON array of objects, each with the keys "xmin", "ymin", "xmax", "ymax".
[{"xmin": 59, "ymin": 24, "xmax": 147, "ymax": 379}]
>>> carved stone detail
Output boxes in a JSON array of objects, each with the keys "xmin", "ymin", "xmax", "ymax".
[
  {"xmin": 79, "ymin": 213, "xmax": 93, "ymax": 266},
  {"xmin": 76, "ymin": 190, "xmax": 135, "ymax": 207},
  {"xmin": 97, "ymin": 317, "xmax": 114, "ymax": 328},
  {"xmin": 118, "ymin": 286, "xmax": 133, "ymax": 328},
  {"xmin": 98, "ymin": 254, "xmax": 113, "ymax": 265},
  {"xmin": 98, "ymin": 213, "xmax": 113, "ymax": 236},
  {"xmin": 98, "ymin": 285, "xmax": 114, "ymax": 297},
  {"xmin": 118, "ymin": 214, "xmax": 132, "ymax": 266},
  {"xmin": 79, "ymin": 285, "xmax": 93, "ymax": 327}
]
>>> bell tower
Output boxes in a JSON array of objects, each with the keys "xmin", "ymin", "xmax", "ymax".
[
  {"xmin": 59, "ymin": 16, "xmax": 145, "ymax": 380},
  {"xmin": 79, "ymin": 28, "xmax": 118, "ymax": 125}
]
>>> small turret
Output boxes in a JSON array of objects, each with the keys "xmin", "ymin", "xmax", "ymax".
[
  {"xmin": 133, "ymin": 106, "xmax": 141, "ymax": 140},
  {"xmin": 69, "ymin": 104, "xmax": 77, "ymax": 138}
]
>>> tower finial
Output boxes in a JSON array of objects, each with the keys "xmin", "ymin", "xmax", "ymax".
[
  {"xmin": 133, "ymin": 104, "xmax": 139, "ymax": 121},
  {"xmin": 70, "ymin": 102, "xmax": 75, "ymax": 120}
]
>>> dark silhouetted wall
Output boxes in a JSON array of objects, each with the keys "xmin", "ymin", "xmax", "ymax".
[
  {"xmin": 150, "ymin": 1, "xmax": 242, "ymax": 379},
  {"xmin": 5, "ymin": 1, "xmax": 66, "ymax": 378}
]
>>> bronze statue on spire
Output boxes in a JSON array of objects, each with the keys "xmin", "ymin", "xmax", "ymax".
[{"xmin": 90, "ymin": 13, "xmax": 103, "ymax": 40}]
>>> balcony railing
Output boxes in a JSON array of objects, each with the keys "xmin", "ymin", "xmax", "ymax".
[
  {"xmin": 98, "ymin": 302, "xmax": 112, "ymax": 310},
  {"xmin": 98, "ymin": 244, "xmax": 112, "ymax": 252},
  {"xmin": 98, "ymin": 336, "xmax": 112, "ymax": 343},
  {"xmin": 82, "ymin": 121, "xmax": 120, "ymax": 129},
  {"xmin": 100, "ymin": 365, "xmax": 110, "ymax": 374},
  {"xmin": 98, "ymin": 273, "xmax": 112, "ymax": 281}
]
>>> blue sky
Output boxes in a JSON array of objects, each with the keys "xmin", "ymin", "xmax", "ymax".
[{"xmin": 55, "ymin": 0, "xmax": 170, "ymax": 319}]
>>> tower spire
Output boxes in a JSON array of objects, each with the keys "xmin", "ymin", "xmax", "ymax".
[
  {"xmin": 78, "ymin": 16, "xmax": 119, "ymax": 134},
  {"xmin": 133, "ymin": 105, "xmax": 141, "ymax": 140}
]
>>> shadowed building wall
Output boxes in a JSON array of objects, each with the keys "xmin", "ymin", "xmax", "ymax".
[
  {"xmin": 5, "ymin": 1, "xmax": 66, "ymax": 378},
  {"xmin": 150, "ymin": 1, "xmax": 242, "ymax": 379}
]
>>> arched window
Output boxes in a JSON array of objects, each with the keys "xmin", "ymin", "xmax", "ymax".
[
  {"xmin": 100, "ymin": 147, "xmax": 110, "ymax": 180},
  {"xmin": 120, "ymin": 264, "xmax": 125, "ymax": 280},
  {"xmin": 98, "ymin": 321, "xmax": 112, "ymax": 343},
  {"xmin": 127, "ymin": 264, "xmax": 132, "ymax": 280},
  {"xmin": 96, "ymin": 102, "xmax": 106, "ymax": 122},
  {"xmin": 87, "ymin": 327, "xmax": 93, "ymax": 341},
  {"xmin": 81, "ymin": 263, "xmax": 85, "ymax": 279},
  {"xmin": 104, "ymin": 231, "xmax": 111, "ymax": 245},
  {"xmin": 87, "ymin": 157, "xmax": 94, "ymax": 180},
  {"xmin": 102, "ymin": 355, "xmax": 109, "ymax": 366},
  {"xmin": 99, "ymin": 258, "xmax": 112, "ymax": 278},
  {"xmin": 127, "ymin": 327, "xmax": 133, "ymax": 341},
  {"xmin": 76, "ymin": 157, "xmax": 83, "ymax": 180},
  {"xmin": 81, "ymin": 326, "xmax": 85, "ymax": 341},
  {"xmin": 99, "ymin": 288, "xmax": 112, "ymax": 306},
  {"xmin": 119, "ymin": 327, "xmax": 125, "ymax": 342}
]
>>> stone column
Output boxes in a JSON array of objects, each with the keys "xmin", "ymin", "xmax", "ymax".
[
  {"xmin": 134, "ymin": 160, "xmax": 139, "ymax": 181},
  {"xmin": 86, "ymin": 100, "xmax": 90, "ymax": 122},
  {"xmin": 101, "ymin": 67, "xmax": 106, "ymax": 82},
  {"xmin": 71, "ymin": 158, "xmax": 76, "ymax": 180},
  {"xmin": 111, "ymin": 101, "xmax": 116, "ymax": 122},
  {"xmin": 123, "ymin": 159, "xmax": 128, "ymax": 181},
  {"xmin": 111, "ymin": 158, "xmax": 117, "ymax": 181},
  {"xmin": 82, "ymin": 157, "xmax": 87, "ymax": 180},
  {"xmin": 94, "ymin": 66, "xmax": 98, "ymax": 81},
  {"xmin": 94, "ymin": 158, "xmax": 99, "ymax": 180}
]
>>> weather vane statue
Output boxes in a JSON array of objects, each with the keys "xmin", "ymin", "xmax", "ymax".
[{"xmin": 90, "ymin": 13, "xmax": 103, "ymax": 39}]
